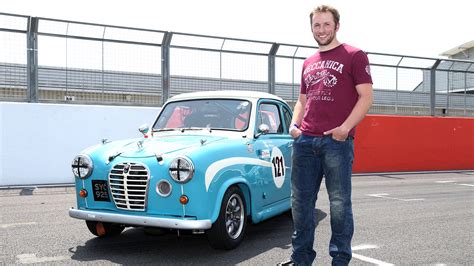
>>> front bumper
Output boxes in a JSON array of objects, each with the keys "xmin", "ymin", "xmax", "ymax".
[{"xmin": 69, "ymin": 208, "xmax": 212, "ymax": 230}]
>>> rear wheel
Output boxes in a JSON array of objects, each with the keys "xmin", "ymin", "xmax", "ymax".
[
  {"xmin": 207, "ymin": 186, "xmax": 247, "ymax": 250},
  {"xmin": 86, "ymin": 221, "xmax": 124, "ymax": 237}
]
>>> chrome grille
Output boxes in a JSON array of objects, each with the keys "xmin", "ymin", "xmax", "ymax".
[{"xmin": 108, "ymin": 162, "xmax": 149, "ymax": 211}]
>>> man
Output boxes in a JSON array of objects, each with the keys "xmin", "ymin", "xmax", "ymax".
[{"xmin": 280, "ymin": 5, "xmax": 373, "ymax": 266}]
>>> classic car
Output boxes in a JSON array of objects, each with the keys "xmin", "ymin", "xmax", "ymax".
[{"xmin": 69, "ymin": 90, "xmax": 294, "ymax": 249}]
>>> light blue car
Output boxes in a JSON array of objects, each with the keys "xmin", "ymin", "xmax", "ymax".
[{"xmin": 69, "ymin": 90, "xmax": 294, "ymax": 249}]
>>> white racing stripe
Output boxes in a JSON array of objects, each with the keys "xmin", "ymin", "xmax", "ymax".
[{"xmin": 205, "ymin": 157, "xmax": 272, "ymax": 191}]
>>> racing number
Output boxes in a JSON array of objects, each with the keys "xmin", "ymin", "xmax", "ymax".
[
  {"xmin": 270, "ymin": 146, "xmax": 285, "ymax": 188},
  {"xmin": 272, "ymin": 156, "xmax": 285, "ymax": 177}
]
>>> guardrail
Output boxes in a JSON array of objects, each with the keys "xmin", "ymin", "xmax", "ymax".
[{"xmin": 0, "ymin": 12, "xmax": 473, "ymax": 116}]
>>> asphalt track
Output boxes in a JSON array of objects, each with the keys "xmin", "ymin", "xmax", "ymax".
[{"xmin": 1, "ymin": 171, "xmax": 473, "ymax": 265}]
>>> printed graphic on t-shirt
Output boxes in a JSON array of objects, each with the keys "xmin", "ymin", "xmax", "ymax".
[
  {"xmin": 304, "ymin": 70, "xmax": 337, "ymax": 88},
  {"xmin": 307, "ymin": 88, "xmax": 334, "ymax": 102},
  {"xmin": 303, "ymin": 60, "xmax": 345, "ymax": 102}
]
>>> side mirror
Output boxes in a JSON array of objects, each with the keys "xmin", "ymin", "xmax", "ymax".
[
  {"xmin": 138, "ymin": 124, "xmax": 150, "ymax": 137},
  {"xmin": 255, "ymin": 124, "xmax": 270, "ymax": 138}
]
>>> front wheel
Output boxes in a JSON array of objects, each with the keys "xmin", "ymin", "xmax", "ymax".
[
  {"xmin": 207, "ymin": 186, "xmax": 247, "ymax": 250},
  {"xmin": 86, "ymin": 221, "xmax": 124, "ymax": 237}
]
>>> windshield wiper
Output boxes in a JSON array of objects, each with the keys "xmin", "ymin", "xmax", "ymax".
[
  {"xmin": 181, "ymin": 127, "xmax": 212, "ymax": 133},
  {"xmin": 153, "ymin": 127, "xmax": 213, "ymax": 133},
  {"xmin": 152, "ymin": 128, "xmax": 179, "ymax": 132}
]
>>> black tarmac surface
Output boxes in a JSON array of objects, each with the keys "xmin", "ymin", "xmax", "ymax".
[{"xmin": 1, "ymin": 171, "xmax": 473, "ymax": 265}]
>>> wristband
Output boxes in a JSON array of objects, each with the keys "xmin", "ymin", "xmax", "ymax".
[{"xmin": 289, "ymin": 123, "xmax": 299, "ymax": 133}]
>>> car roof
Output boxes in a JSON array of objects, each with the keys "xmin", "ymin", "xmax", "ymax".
[{"xmin": 168, "ymin": 90, "xmax": 285, "ymax": 102}]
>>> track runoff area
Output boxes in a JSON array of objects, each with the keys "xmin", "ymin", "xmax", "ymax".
[{"xmin": 0, "ymin": 171, "xmax": 472, "ymax": 265}]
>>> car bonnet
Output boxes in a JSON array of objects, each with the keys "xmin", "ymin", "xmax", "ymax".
[{"xmin": 115, "ymin": 134, "xmax": 227, "ymax": 158}]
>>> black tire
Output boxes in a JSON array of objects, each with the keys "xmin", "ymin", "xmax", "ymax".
[
  {"xmin": 207, "ymin": 186, "xmax": 247, "ymax": 250},
  {"xmin": 86, "ymin": 220, "xmax": 124, "ymax": 237}
]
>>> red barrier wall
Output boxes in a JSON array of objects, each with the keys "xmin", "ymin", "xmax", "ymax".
[{"xmin": 353, "ymin": 115, "xmax": 474, "ymax": 173}]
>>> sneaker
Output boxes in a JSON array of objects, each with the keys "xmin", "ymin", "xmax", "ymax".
[{"xmin": 277, "ymin": 259, "xmax": 295, "ymax": 265}]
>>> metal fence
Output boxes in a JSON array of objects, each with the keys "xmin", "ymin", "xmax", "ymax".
[{"xmin": 1, "ymin": 13, "xmax": 473, "ymax": 116}]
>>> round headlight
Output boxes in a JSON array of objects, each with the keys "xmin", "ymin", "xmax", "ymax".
[
  {"xmin": 71, "ymin": 154, "xmax": 93, "ymax": 179},
  {"xmin": 169, "ymin": 156, "xmax": 194, "ymax": 183}
]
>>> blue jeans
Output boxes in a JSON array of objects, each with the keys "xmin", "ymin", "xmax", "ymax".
[{"xmin": 290, "ymin": 134, "xmax": 354, "ymax": 266}]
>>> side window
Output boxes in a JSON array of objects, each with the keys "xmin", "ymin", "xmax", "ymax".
[
  {"xmin": 282, "ymin": 107, "xmax": 292, "ymax": 134},
  {"xmin": 258, "ymin": 103, "xmax": 283, "ymax": 134}
]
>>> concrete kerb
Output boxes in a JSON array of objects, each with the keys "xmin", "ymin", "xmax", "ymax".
[{"xmin": 0, "ymin": 183, "xmax": 75, "ymax": 196}]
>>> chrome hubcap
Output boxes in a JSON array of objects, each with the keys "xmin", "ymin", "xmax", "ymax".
[{"xmin": 225, "ymin": 194, "xmax": 244, "ymax": 239}]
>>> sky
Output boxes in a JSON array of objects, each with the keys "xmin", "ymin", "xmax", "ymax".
[{"xmin": 2, "ymin": 0, "xmax": 473, "ymax": 58}]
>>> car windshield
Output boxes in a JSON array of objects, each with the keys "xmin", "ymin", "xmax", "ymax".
[{"xmin": 153, "ymin": 99, "xmax": 251, "ymax": 132}]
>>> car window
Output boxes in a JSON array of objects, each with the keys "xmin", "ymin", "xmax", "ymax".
[
  {"xmin": 154, "ymin": 99, "xmax": 251, "ymax": 131},
  {"xmin": 282, "ymin": 106, "xmax": 292, "ymax": 134},
  {"xmin": 258, "ymin": 103, "xmax": 283, "ymax": 134}
]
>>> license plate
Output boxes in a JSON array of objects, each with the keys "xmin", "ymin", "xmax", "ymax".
[{"xmin": 92, "ymin": 180, "xmax": 110, "ymax": 202}]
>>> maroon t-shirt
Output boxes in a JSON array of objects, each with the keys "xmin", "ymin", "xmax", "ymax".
[{"xmin": 299, "ymin": 43, "xmax": 373, "ymax": 137}]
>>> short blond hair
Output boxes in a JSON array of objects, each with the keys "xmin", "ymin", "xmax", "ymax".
[{"xmin": 309, "ymin": 5, "xmax": 340, "ymax": 25}]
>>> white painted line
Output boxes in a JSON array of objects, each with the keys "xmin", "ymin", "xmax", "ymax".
[
  {"xmin": 367, "ymin": 193, "xmax": 424, "ymax": 202},
  {"xmin": 16, "ymin": 253, "xmax": 69, "ymax": 264},
  {"xmin": 352, "ymin": 244, "xmax": 378, "ymax": 251},
  {"xmin": 435, "ymin": 181, "xmax": 474, "ymax": 187},
  {"xmin": 0, "ymin": 222, "xmax": 37, "ymax": 229},
  {"xmin": 351, "ymin": 244, "xmax": 394, "ymax": 265},
  {"xmin": 368, "ymin": 193, "xmax": 389, "ymax": 197},
  {"xmin": 352, "ymin": 253, "xmax": 394, "ymax": 266}
]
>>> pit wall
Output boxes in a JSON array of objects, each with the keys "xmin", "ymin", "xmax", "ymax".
[
  {"xmin": 0, "ymin": 102, "xmax": 159, "ymax": 186},
  {"xmin": 0, "ymin": 103, "xmax": 472, "ymax": 186},
  {"xmin": 353, "ymin": 115, "xmax": 474, "ymax": 173}
]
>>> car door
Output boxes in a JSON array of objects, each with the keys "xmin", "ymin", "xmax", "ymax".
[{"xmin": 253, "ymin": 100, "xmax": 292, "ymax": 206}]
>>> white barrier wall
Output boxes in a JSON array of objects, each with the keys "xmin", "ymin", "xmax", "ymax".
[{"xmin": 0, "ymin": 102, "xmax": 159, "ymax": 186}]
